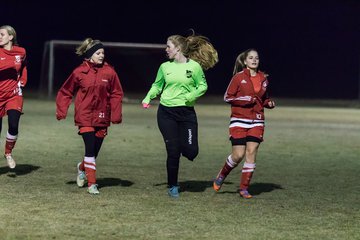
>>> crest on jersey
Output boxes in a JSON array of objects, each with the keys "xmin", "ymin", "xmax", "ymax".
[
  {"xmin": 15, "ymin": 55, "xmax": 21, "ymax": 63},
  {"xmin": 186, "ymin": 70, "xmax": 192, "ymax": 78},
  {"xmin": 241, "ymin": 79, "xmax": 247, "ymax": 84}
]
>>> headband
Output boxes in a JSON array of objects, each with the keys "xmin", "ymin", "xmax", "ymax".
[{"xmin": 84, "ymin": 43, "xmax": 104, "ymax": 58}]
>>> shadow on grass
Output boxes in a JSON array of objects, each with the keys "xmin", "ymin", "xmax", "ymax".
[
  {"xmin": 214, "ymin": 182, "xmax": 284, "ymax": 195},
  {"xmin": 249, "ymin": 182, "xmax": 284, "ymax": 196},
  {"xmin": 154, "ymin": 181, "xmax": 283, "ymax": 195},
  {"xmin": 66, "ymin": 177, "xmax": 134, "ymax": 188},
  {"xmin": 155, "ymin": 180, "xmax": 233, "ymax": 192},
  {"xmin": 0, "ymin": 164, "xmax": 41, "ymax": 178},
  {"xmin": 179, "ymin": 180, "xmax": 215, "ymax": 192}
]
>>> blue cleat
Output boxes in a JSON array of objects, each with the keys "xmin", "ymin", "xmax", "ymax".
[
  {"xmin": 168, "ymin": 185, "xmax": 180, "ymax": 198},
  {"xmin": 239, "ymin": 189, "xmax": 253, "ymax": 199}
]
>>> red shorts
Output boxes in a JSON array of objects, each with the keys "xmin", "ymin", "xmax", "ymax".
[
  {"xmin": 78, "ymin": 127, "xmax": 108, "ymax": 138},
  {"xmin": 229, "ymin": 126, "xmax": 264, "ymax": 144},
  {"xmin": 0, "ymin": 94, "xmax": 23, "ymax": 117}
]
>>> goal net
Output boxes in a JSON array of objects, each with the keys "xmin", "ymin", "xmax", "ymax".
[{"xmin": 39, "ymin": 40, "xmax": 166, "ymax": 98}]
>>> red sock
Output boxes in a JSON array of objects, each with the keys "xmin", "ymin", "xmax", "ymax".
[
  {"xmin": 218, "ymin": 155, "xmax": 238, "ymax": 178},
  {"xmin": 79, "ymin": 161, "xmax": 85, "ymax": 171},
  {"xmin": 5, "ymin": 132, "xmax": 17, "ymax": 155},
  {"xmin": 240, "ymin": 163, "xmax": 256, "ymax": 190},
  {"xmin": 84, "ymin": 156, "xmax": 96, "ymax": 186}
]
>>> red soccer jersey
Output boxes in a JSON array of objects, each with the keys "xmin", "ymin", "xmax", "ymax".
[
  {"xmin": 0, "ymin": 46, "xmax": 27, "ymax": 93},
  {"xmin": 250, "ymin": 74, "xmax": 262, "ymax": 93},
  {"xmin": 224, "ymin": 68, "xmax": 273, "ymax": 121},
  {"xmin": 56, "ymin": 61, "xmax": 124, "ymax": 127}
]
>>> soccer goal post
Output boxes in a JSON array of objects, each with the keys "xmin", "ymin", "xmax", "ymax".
[{"xmin": 40, "ymin": 40, "xmax": 166, "ymax": 98}]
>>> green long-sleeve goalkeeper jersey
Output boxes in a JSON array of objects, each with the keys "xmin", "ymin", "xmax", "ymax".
[{"xmin": 142, "ymin": 59, "xmax": 208, "ymax": 107}]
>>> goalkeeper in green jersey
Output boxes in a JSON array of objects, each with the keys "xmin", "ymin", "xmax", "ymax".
[{"xmin": 142, "ymin": 32, "xmax": 218, "ymax": 198}]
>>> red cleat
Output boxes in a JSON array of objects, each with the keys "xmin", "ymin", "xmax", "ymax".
[{"xmin": 213, "ymin": 175, "xmax": 224, "ymax": 192}]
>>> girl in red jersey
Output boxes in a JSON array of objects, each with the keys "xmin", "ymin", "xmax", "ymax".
[
  {"xmin": 0, "ymin": 25, "xmax": 27, "ymax": 169},
  {"xmin": 56, "ymin": 38, "xmax": 123, "ymax": 195},
  {"xmin": 213, "ymin": 49, "xmax": 275, "ymax": 199}
]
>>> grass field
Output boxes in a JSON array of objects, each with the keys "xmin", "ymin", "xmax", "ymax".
[{"xmin": 0, "ymin": 97, "xmax": 359, "ymax": 240}]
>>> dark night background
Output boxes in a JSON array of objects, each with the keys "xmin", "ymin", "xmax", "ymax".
[{"xmin": 3, "ymin": 0, "xmax": 360, "ymax": 99}]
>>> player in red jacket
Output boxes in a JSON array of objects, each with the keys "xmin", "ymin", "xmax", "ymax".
[
  {"xmin": 0, "ymin": 25, "xmax": 27, "ymax": 169},
  {"xmin": 213, "ymin": 49, "xmax": 275, "ymax": 198},
  {"xmin": 56, "ymin": 38, "xmax": 123, "ymax": 195}
]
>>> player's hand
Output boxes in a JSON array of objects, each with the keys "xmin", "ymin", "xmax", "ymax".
[
  {"xmin": 142, "ymin": 102, "xmax": 150, "ymax": 109},
  {"xmin": 56, "ymin": 113, "xmax": 65, "ymax": 120},
  {"xmin": 268, "ymin": 100, "xmax": 275, "ymax": 108},
  {"xmin": 251, "ymin": 96, "xmax": 259, "ymax": 104}
]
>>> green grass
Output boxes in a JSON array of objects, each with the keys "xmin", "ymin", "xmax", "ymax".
[{"xmin": 0, "ymin": 98, "xmax": 359, "ymax": 239}]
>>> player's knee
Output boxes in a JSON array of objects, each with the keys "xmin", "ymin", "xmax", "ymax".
[
  {"xmin": 246, "ymin": 146, "xmax": 258, "ymax": 157},
  {"xmin": 231, "ymin": 152, "xmax": 245, "ymax": 162},
  {"xmin": 165, "ymin": 139, "xmax": 181, "ymax": 159}
]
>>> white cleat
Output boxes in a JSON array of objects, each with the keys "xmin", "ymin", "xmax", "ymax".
[
  {"xmin": 87, "ymin": 184, "xmax": 100, "ymax": 195},
  {"xmin": 76, "ymin": 162, "xmax": 86, "ymax": 187},
  {"xmin": 5, "ymin": 154, "xmax": 16, "ymax": 169}
]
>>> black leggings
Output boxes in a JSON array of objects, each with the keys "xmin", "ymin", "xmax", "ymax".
[
  {"xmin": 81, "ymin": 132, "xmax": 104, "ymax": 158},
  {"xmin": 157, "ymin": 104, "xmax": 199, "ymax": 187},
  {"xmin": 0, "ymin": 110, "xmax": 21, "ymax": 136}
]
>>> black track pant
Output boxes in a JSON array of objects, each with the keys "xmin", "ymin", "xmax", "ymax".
[
  {"xmin": 0, "ymin": 110, "xmax": 22, "ymax": 136},
  {"xmin": 81, "ymin": 132, "xmax": 104, "ymax": 158},
  {"xmin": 157, "ymin": 104, "xmax": 199, "ymax": 187}
]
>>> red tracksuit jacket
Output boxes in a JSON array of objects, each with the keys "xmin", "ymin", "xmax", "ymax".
[
  {"xmin": 224, "ymin": 68, "xmax": 273, "ymax": 121},
  {"xmin": 0, "ymin": 46, "xmax": 27, "ymax": 94},
  {"xmin": 56, "ymin": 61, "xmax": 123, "ymax": 127}
]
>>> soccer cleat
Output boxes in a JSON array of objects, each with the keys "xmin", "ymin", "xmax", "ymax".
[
  {"xmin": 76, "ymin": 162, "xmax": 86, "ymax": 187},
  {"xmin": 87, "ymin": 184, "xmax": 100, "ymax": 195},
  {"xmin": 213, "ymin": 174, "xmax": 225, "ymax": 192},
  {"xmin": 239, "ymin": 189, "xmax": 253, "ymax": 199},
  {"xmin": 4, "ymin": 154, "xmax": 16, "ymax": 169},
  {"xmin": 168, "ymin": 185, "xmax": 179, "ymax": 198}
]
